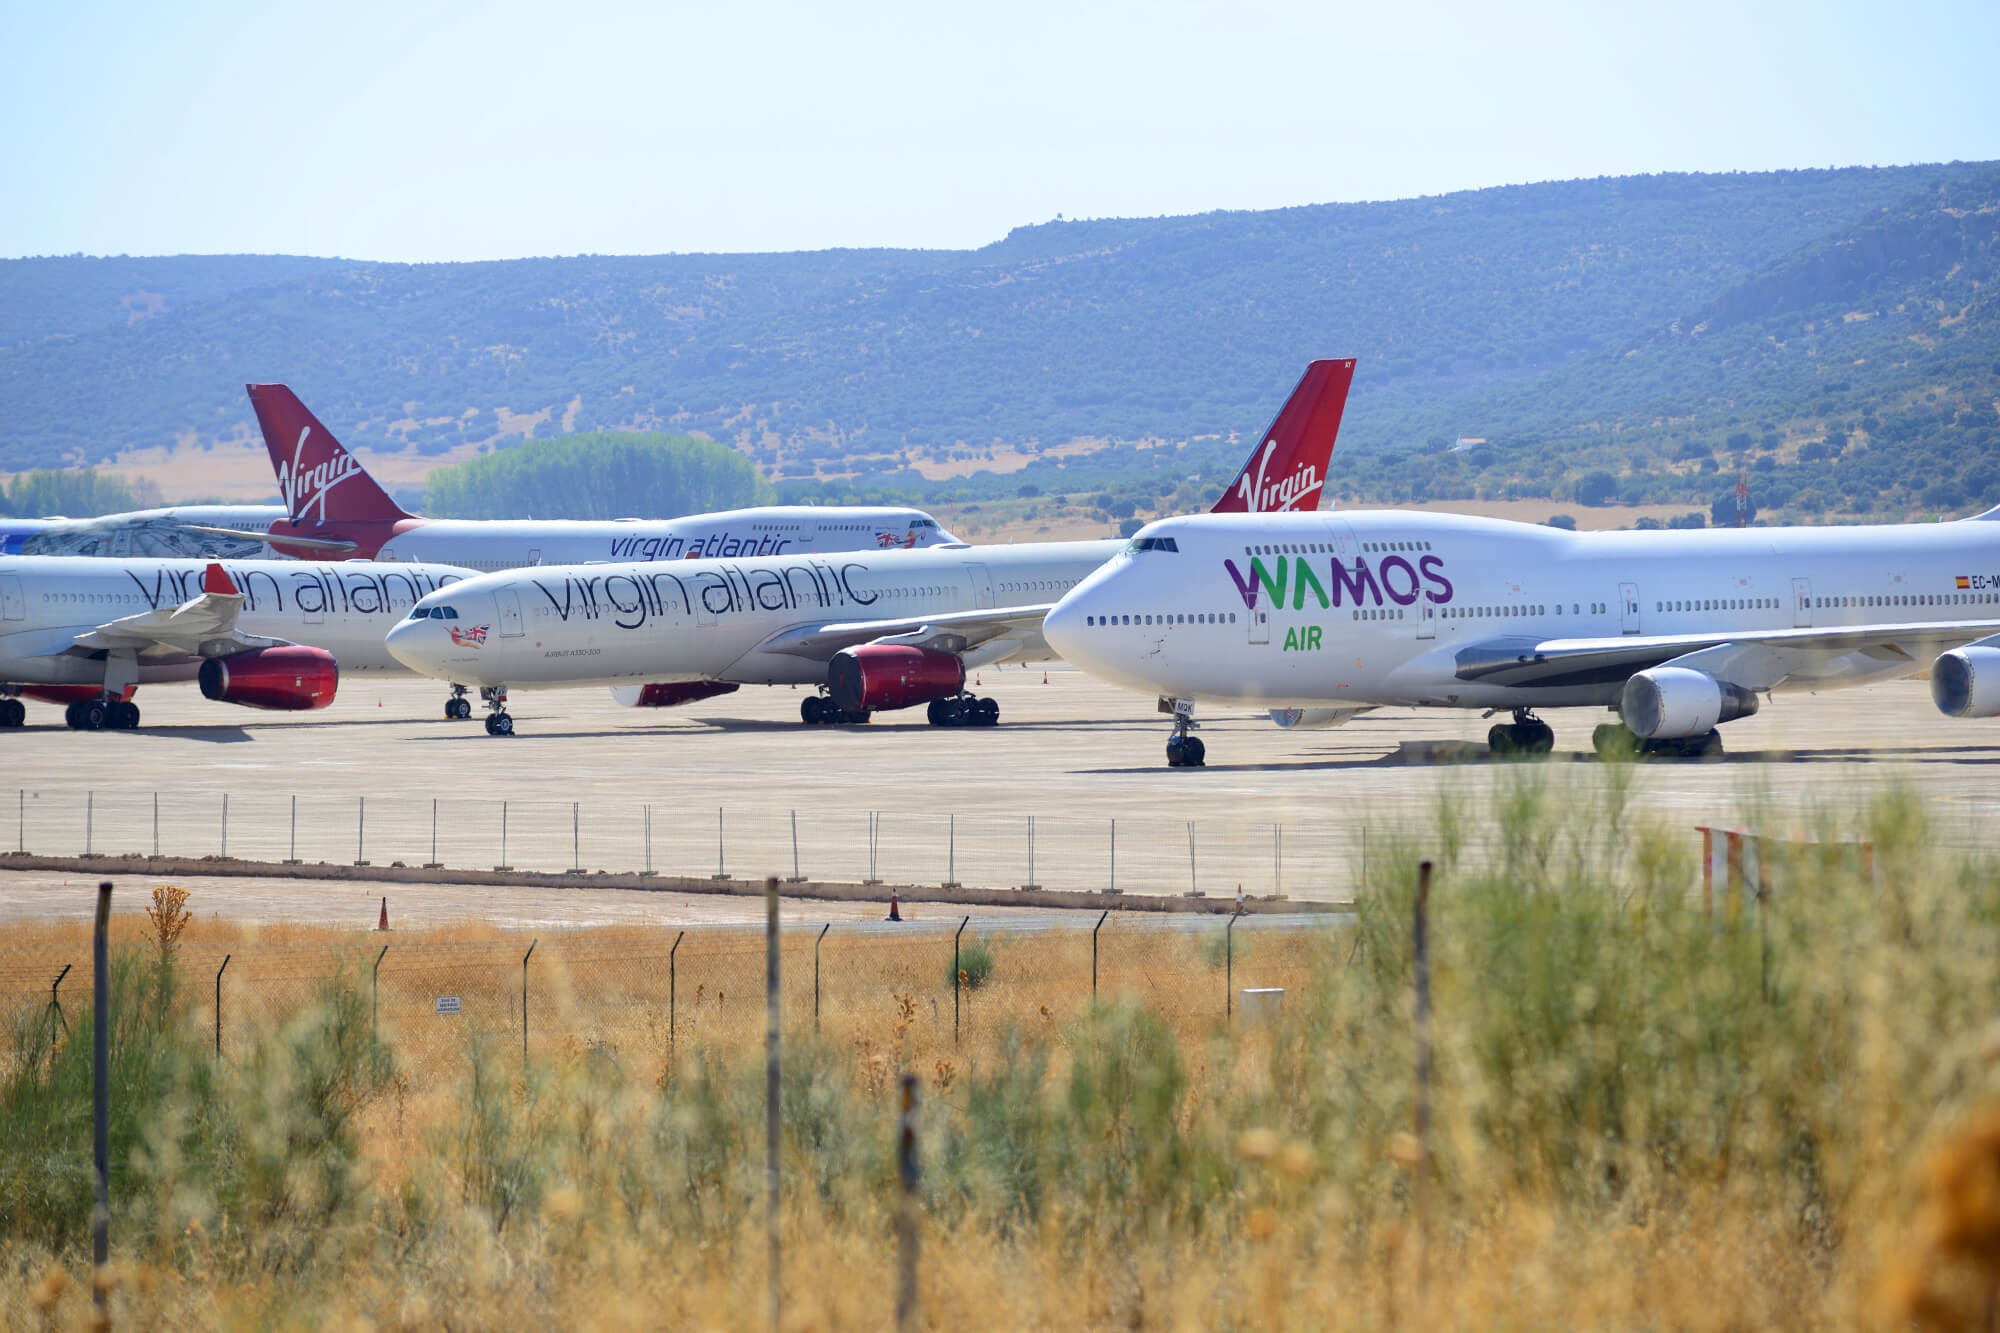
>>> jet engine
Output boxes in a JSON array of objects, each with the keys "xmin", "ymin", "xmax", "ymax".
[
  {"xmin": 197, "ymin": 646, "xmax": 338, "ymax": 711},
  {"xmin": 611, "ymin": 682, "xmax": 741, "ymax": 708},
  {"xmin": 1268, "ymin": 707, "xmax": 1356, "ymax": 730},
  {"xmin": 1932, "ymin": 646, "xmax": 2000, "ymax": 718},
  {"xmin": 827, "ymin": 645, "xmax": 964, "ymax": 713},
  {"xmin": 1619, "ymin": 666, "xmax": 1759, "ymax": 739}
]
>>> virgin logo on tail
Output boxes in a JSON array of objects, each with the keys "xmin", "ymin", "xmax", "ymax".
[
  {"xmin": 277, "ymin": 427, "xmax": 364, "ymax": 522},
  {"xmin": 1231, "ymin": 439, "xmax": 1324, "ymax": 513}
]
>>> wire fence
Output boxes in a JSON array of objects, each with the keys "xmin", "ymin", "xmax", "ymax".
[
  {"xmin": 0, "ymin": 915, "xmax": 1332, "ymax": 1092},
  {"xmin": 6, "ymin": 786, "xmax": 1362, "ymax": 899}
]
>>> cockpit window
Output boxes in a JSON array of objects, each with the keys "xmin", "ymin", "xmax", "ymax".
[
  {"xmin": 409, "ymin": 604, "xmax": 461, "ymax": 621},
  {"xmin": 1124, "ymin": 536, "xmax": 1180, "ymax": 554}
]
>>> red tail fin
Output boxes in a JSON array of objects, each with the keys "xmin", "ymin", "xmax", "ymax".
[
  {"xmin": 1209, "ymin": 358, "xmax": 1355, "ymax": 513},
  {"xmin": 245, "ymin": 384, "xmax": 413, "ymax": 524},
  {"xmin": 201, "ymin": 562, "xmax": 238, "ymax": 596}
]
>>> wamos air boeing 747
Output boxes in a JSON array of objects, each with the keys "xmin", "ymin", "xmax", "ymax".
[
  {"xmin": 1041, "ymin": 507, "xmax": 2000, "ymax": 766},
  {"xmin": 383, "ymin": 360, "xmax": 1357, "ymax": 733}
]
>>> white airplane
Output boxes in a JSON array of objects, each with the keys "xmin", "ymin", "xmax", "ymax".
[
  {"xmin": 1039, "ymin": 507, "xmax": 2000, "ymax": 766},
  {"xmin": 3, "ymin": 505, "xmax": 289, "ymax": 559},
  {"xmin": 209, "ymin": 384, "xmax": 958, "ymax": 570},
  {"xmin": 382, "ymin": 359, "xmax": 1359, "ymax": 734},
  {"xmin": 0, "ymin": 556, "xmax": 471, "ymax": 730}
]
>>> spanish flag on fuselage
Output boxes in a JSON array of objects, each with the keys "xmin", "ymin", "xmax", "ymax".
[{"xmin": 1956, "ymin": 575, "xmax": 1972, "ymax": 589}]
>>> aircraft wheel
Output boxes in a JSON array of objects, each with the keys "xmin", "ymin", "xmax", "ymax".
[
  {"xmin": 64, "ymin": 702, "xmax": 81, "ymax": 730},
  {"xmin": 977, "ymin": 697, "xmax": 1000, "ymax": 727},
  {"xmin": 1692, "ymin": 731, "xmax": 1724, "ymax": 760},
  {"xmin": 78, "ymin": 700, "xmax": 108, "ymax": 732},
  {"xmin": 803, "ymin": 696, "xmax": 829, "ymax": 725},
  {"xmin": 1488, "ymin": 723, "xmax": 1517, "ymax": 757},
  {"xmin": 1592, "ymin": 723, "xmax": 1637, "ymax": 760},
  {"xmin": 1166, "ymin": 735, "xmax": 1187, "ymax": 767},
  {"xmin": 110, "ymin": 701, "xmax": 140, "ymax": 730},
  {"xmin": 1184, "ymin": 736, "xmax": 1206, "ymax": 767},
  {"xmin": 1520, "ymin": 721, "xmax": 1555, "ymax": 755},
  {"xmin": 927, "ymin": 698, "xmax": 949, "ymax": 726},
  {"xmin": 485, "ymin": 712, "xmax": 515, "ymax": 736},
  {"xmin": 0, "ymin": 699, "xmax": 22, "ymax": 727}
]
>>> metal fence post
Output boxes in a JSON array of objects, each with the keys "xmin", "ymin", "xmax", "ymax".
[
  {"xmin": 522, "ymin": 939, "xmax": 537, "ymax": 1062},
  {"xmin": 1413, "ymin": 858, "xmax": 1434, "ymax": 1290},
  {"xmin": 496, "ymin": 800, "xmax": 511, "ymax": 872},
  {"xmin": 571, "ymin": 802, "xmax": 581, "ymax": 873},
  {"xmin": 787, "ymin": 810, "xmax": 804, "ymax": 883},
  {"xmin": 284, "ymin": 793, "xmax": 297, "ymax": 864},
  {"xmin": 85, "ymin": 790, "xmax": 93, "ymax": 857},
  {"xmin": 426, "ymin": 798, "xmax": 441, "ymax": 868},
  {"xmin": 372, "ymin": 944, "xmax": 388, "ymax": 1040},
  {"xmin": 1274, "ymin": 823, "xmax": 1282, "ymax": 899},
  {"xmin": 896, "ymin": 1073, "xmax": 921, "ymax": 1333},
  {"xmin": 219, "ymin": 792, "xmax": 227, "ymax": 859},
  {"xmin": 712, "ymin": 807, "xmax": 727, "ymax": 880},
  {"xmin": 1187, "ymin": 820, "xmax": 1197, "ymax": 896},
  {"xmin": 1109, "ymin": 818, "xmax": 1116, "ymax": 894},
  {"xmin": 644, "ymin": 804, "xmax": 653, "ymax": 875},
  {"xmin": 953, "ymin": 915, "xmax": 968, "ymax": 1043},
  {"xmin": 865, "ymin": 812, "xmax": 881, "ymax": 885},
  {"xmin": 91, "ymin": 880, "xmax": 110, "ymax": 1323},
  {"xmin": 1024, "ymin": 815, "xmax": 1039, "ymax": 890},
  {"xmin": 943, "ymin": 814, "xmax": 959, "ymax": 889},
  {"xmin": 1092, "ymin": 909, "xmax": 1108, "ymax": 1001},
  {"xmin": 1226, "ymin": 915, "xmax": 1237, "ymax": 1022},
  {"xmin": 764, "ymin": 877, "xmax": 782, "ymax": 1332},
  {"xmin": 17, "ymin": 788, "xmax": 22, "ymax": 853},
  {"xmin": 669, "ymin": 930, "xmax": 684, "ymax": 1049},
  {"xmin": 355, "ymin": 795, "xmax": 368, "ymax": 866},
  {"xmin": 153, "ymin": 791, "xmax": 160, "ymax": 859},
  {"xmin": 215, "ymin": 954, "xmax": 231, "ymax": 1057},
  {"xmin": 814, "ymin": 922, "xmax": 830, "ymax": 1030}
]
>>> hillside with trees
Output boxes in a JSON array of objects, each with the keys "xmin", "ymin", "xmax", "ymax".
[
  {"xmin": 2, "ymin": 163, "xmax": 1996, "ymax": 526},
  {"xmin": 420, "ymin": 432, "xmax": 771, "ymax": 519}
]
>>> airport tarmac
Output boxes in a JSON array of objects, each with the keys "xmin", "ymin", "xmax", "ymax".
[{"xmin": 2, "ymin": 667, "xmax": 1993, "ymax": 924}]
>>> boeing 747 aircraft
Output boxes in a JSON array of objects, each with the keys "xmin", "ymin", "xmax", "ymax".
[
  {"xmin": 383, "ymin": 360, "xmax": 1357, "ymax": 734},
  {"xmin": 1040, "ymin": 507, "xmax": 2000, "ymax": 765}
]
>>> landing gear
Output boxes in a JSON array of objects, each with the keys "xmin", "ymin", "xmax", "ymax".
[
  {"xmin": 0, "ymin": 698, "xmax": 23, "ymax": 728},
  {"xmin": 445, "ymin": 684, "xmax": 474, "ymax": 720},
  {"xmin": 480, "ymin": 685, "xmax": 513, "ymax": 737},
  {"xmin": 802, "ymin": 694, "xmax": 871, "ymax": 726},
  {"xmin": 109, "ymin": 701, "xmax": 140, "ymax": 730},
  {"xmin": 1592, "ymin": 722, "xmax": 1723, "ymax": 761},
  {"xmin": 65, "ymin": 698, "xmax": 134, "ymax": 731},
  {"xmin": 1488, "ymin": 708, "xmax": 1555, "ymax": 757},
  {"xmin": 1165, "ymin": 703, "xmax": 1205, "ymax": 767},
  {"xmin": 926, "ymin": 694, "xmax": 998, "ymax": 728}
]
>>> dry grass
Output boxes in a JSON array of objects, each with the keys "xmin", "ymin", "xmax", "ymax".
[{"xmin": 4, "ymin": 778, "xmax": 1999, "ymax": 1329}]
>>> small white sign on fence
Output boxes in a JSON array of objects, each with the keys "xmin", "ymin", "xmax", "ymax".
[{"xmin": 435, "ymin": 995, "xmax": 462, "ymax": 1015}]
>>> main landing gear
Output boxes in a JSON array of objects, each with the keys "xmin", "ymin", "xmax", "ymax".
[
  {"xmin": 927, "ymin": 694, "xmax": 998, "ymax": 728},
  {"xmin": 0, "ymin": 698, "xmax": 23, "ymax": 728},
  {"xmin": 802, "ymin": 694, "xmax": 871, "ymax": 726},
  {"xmin": 1592, "ymin": 722, "xmax": 1723, "ymax": 761},
  {"xmin": 64, "ymin": 699, "xmax": 141, "ymax": 731},
  {"xmin": 1165, "ymin": 703, "xmax": 1205, "ymax": 768},
  {"xmin": 444, "ymin": 683, "xmax": 474, "ymax": 720},
  {"xmin": 1488, "ymin": 708, "xmax": 1555, "ymax": 757},
  {"xmin": 481, "ymin": 685, "xmax": 514, "ymax": 736}
]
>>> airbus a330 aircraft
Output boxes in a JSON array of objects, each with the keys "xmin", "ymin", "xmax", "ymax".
[
  {"xmin": 1, "ymin": 505, "xmax": 287, "ymax": 558},
  {"xmin": 0, "ymin": 556, "xmax": 470, "ymax": 730},
  {"xmin": 1040, "ymin": 507, "xmax": 2000, "ymax": 766},
  {"xmin": 209, "ymin": 385, "xmax": 957, "ymax": 569},
  {"xmin": 383, "ymin": 359, "xmax": 1358, "ymax": 734}
]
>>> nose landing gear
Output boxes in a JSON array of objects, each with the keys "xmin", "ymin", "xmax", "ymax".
[
  {"xmin": 480, "ymin": 686, "xmax": 514, "ymax": 736},
  {"xmin": 1164, "ymin": 701, "xmax": 1205, "ymax": 767},
  {"xmin": 445, "ymin": 683, "xmax": 474, "ymax": 720},
  {"xmin": 1488, "ymin": 708, "xmax": 1555, "ymax": 757}
]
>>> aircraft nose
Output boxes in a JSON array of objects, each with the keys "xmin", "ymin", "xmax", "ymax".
[
  {"xmin": 1042, "ymin": 590, "xmax": 1100, "ymax": 674},
  {"xmin": 384, "ymin": 618, "xmax": 447, "ymax": 677}
]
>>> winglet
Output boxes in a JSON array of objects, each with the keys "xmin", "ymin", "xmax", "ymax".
[
  {"xmin": 1210, "ymin": 358, "xmax": 1356, "ymax": 513},
  {"xmin": 245, "ymin": 384, "xmax": 414, "ymax": 524},
  {"xmin": 202, "ymin": 562, "xmax": 238, "ymax": 596}
]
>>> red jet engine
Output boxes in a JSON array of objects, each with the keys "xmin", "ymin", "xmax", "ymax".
[
  {"xmin": 197, "ymin": 646, "xmax": 339, "ymax": 711},
  {"xmin": 827, "ymin": 645, "xmax": 964, "ymax": 713}
]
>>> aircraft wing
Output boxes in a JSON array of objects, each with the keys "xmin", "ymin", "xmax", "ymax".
[
  {"xmin": 181, "ymin": 523, "xmax": 356, "ymax": 553},
  {"xmin": 67, "ymin": 563, "xmax": 289, "ymax": 661},
  {"xmin": 754, "ymin": 603, "xmax": 1056, "ymax": 661},
  {"xmin": 1452, "ymin": 618, "xmax": 2000, "ymax": 691}
]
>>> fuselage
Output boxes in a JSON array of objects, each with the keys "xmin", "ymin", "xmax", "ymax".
[
  {"xmin": 288, "ymin": 507, "xmax": 956, "ymax": 569},
  {"xmin": 386, "ymin": 541, "xmax": 1122, "ymax": 688},
  {"xmin": 8, "ymin": 506, "xmax": 288, "ymax": 558},
  {"xmin": 1044, "ymin": 510, "xmax": 2000, "ymax": 709},
  {"xmin": 0, "ymin": 556, "xmax": 473, "ymax": 686}
]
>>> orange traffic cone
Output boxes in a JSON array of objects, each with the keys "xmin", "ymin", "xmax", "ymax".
[
  {"xmin": 376, "ymin": 896, "xmax": 389, "ymax": 931},
  {"xmin": 1042, "ymin": 672, "xmax": 1049, "ymax": 685},
  {"xmin": 887, "ymin": 892, "xmax": 902, "ymax": 922}
]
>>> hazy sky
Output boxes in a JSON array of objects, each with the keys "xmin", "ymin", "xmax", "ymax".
[{"xmin": 3, "ymin": 0, "xmax": 1995, "ymax": 261}]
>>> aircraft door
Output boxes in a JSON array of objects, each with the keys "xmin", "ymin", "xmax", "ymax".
[
  {"xmin": 0, "ymin": 574, "xmax": 21, "ymax": 621},
  {"xmin": 1792, "ymin": 577, "xmax": 1812, "ymax": 628},
  {"xmin": 497, "ymin": 588, "xmax": 525, "ymax": 638},
  {"xmin": 964, "ymin": 563, "xmax": 995, "ymax": 609},
  {"xmin": 527, "ymin": 549, "xmax": 543, "ymax": 567},
  {"xmin": 1417, "ymin": 598, "xmax": 1436, "ymax": 639},
  {"xmin": 1619, "ymin": 582, "xmax": 1641, "ymax": 635}
]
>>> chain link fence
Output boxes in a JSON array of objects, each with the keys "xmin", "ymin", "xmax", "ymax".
[
  {"xmin": 6, "ymin": 786, "xmax": 1361, "ymax": 899},
  {"xmin": 0, "ymin": 915, "xmax": 1333, "ymax": 1090}
]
